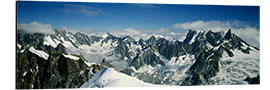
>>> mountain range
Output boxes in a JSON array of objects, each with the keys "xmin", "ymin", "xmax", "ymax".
[{"xmin": 16, "ymin": 28, "xmax": 260, "ymax": 89}]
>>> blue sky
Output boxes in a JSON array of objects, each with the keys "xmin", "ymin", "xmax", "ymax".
[{"xmin": 17, "ymin": 1, "xmax": 259, "ymax": 31}]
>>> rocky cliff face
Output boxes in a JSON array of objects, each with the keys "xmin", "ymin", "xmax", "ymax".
[
  {"xmin": 16, "ymin": 45, "xmax": 112, "ymax": 89},
  {"xmin": 131, "ymin": 46, "xmax": 165, "ymax": 70}
]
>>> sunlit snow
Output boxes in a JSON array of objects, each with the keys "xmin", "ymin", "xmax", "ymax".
[
  {"xmin": 29, "ymin": 47, "xmax": 49, "ymax": 60},
  {"xmin": 63, "ymin": 54, "xmax": 80, "ymax": 60},
  {"xmin": 80, "ymin": 68, "xmax": 162, "ymax": 88},
  {"xmin": 210, "ymin": 49, "xmax": 259, "ymax": 85}
]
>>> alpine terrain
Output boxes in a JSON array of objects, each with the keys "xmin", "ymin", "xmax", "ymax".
[{"xmin": 16, "ymin": 29, "xmax": 260, "ymax": 89}]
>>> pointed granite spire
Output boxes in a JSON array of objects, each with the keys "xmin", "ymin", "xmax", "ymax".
[
  {"xmin": 183, "ymin": 29, "xmax": 197, "ymax": 44},
  {"xmin": 224, "ymin": 29, "xmax": 232, "ymax": 40}
]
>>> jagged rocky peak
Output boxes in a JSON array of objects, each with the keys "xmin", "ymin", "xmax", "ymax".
[
  {"xmin": 122, "ymin": 35, "xmax": 136, "ymax": 43},
  {"xmin": 146, "ymin": 36, "xmax": 157, "ymax": 43},
  {"xmin": 54, "ymin": 28, "xmax": 67, "ymax": 36},
  {"xmin": 180, "ymin": 29, "xmax": 259, "ymax": 86},
  {"xmin": 115, "ymin": 41, "xmax": 133, "ymax": 60},
  {"xmin": 183, "ymin": 29, "xmax": 250, "ymax": 47},
  {"xmin": 73, "ymin": 32, "xmax": 91, "ymax": 45},
  {"xmin": 146, "ymin": 35, "xmax": 169, "ymax": 46},
  {"xmin": 224, "ymin": 29, "xmax": 232, "ymax": 40},
  {"xmin": 205, "ymin": 30, "xmax": 224, "ymax": 46},
  {"xmin": 73, "ymin": 32, "xmax": 103, "ymax": 45},
  {"xmin": 149, "ymin": 35, "xmax": 157, "ymax": 40},
  {"xmin": 193, "ymin": 31, "xmax": 207, "ymax": 41},
  {"xmin": 183, "ymin": 30, "xmax": 197, "ymax": 44},
  {"xmin": 74, "ymin": 32, "xmax": 88, "ymax": 37},
  {"xmin": 138, "ymin": 38, "xmax": 146, "ymax": 48},
  {"xmin": 221, "ymin": 29, "xmax": 259, "ymax": 51},
  {"xmin": 103, "ymin": 32, "xmax": 116, "ymax": 39},
  {"xmin": 131, "ymin": 46, "xmax": 165, "ymax": 70},
  {"xmin": 102, "ymin": 32, "xmax": 119, "ymax": 43}
]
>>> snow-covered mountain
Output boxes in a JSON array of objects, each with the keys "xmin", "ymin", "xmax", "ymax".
[
  {"xmin": 80, "ymin": 67, "xmax": 159, "ymax": 88},
  {"xmin": 16, "ymin": 28, "xmax": 260, "ymax": 89}
]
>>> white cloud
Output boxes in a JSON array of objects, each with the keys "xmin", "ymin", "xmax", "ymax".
[
  {"xmin": 122, "ymin": 28, "xmax": 142, "ymax": 35},
  {"xmin": 110, "ymin": 28, "xmax": 169, "ymax": 36},
  {"xmin": 17, "ymin": 21, "xmax": 55, "ymax": 34},
  {"xmin": 173, "ymin": 20, "xmax": 260, "ymax": 47},
  {"xmin": 232, "ymin": 27, "xmax": 260, "ymax": 47},
  {"xmin": 118, "ymin": 28, "xmax": 186, "ymax": 41},
  {"xmin": 63, "ymin": 4, "xmax": 102, "ymax": 16},
  {"xmin": 109, "ymin": 28, "xmax": 145, "ymax": 40},
  {"xmin": 173, "ymin": 20, "xmax": 232, "ymax": 31},
  {"xmin": 63, "ymin": 27, "xmax": 184, "ymax": 41},
  {"xmin": 155, "ymin": 28, "xmax": 170, "ymax": 32}
]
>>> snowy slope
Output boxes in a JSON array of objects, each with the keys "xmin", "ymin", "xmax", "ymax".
[
  {"xmin": 210, "ymin": 48, "xmax": 259, "ymax": 85},
  {"xmin": 29, "ymin": 47, "xmax": 49, "ymax": 60},
  {"xmin": 80, "ymin": 68, "xmax": 161, "ymax": 88},
  {"xmin": 43, "ymin": 35, "xmax": 60, "ymax": 48},
  {"xmin": 62, "ymin": 54, "xmax": 80, "ymax": 60}
]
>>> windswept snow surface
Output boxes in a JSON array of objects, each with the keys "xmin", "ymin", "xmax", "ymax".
[
  {"xmin": 29, "ymin": 47, "xmax": 49, "ymax": 60},
  {"xmin": 80, "ymin": 68, "xmax": 162, "ymax": 88},
  {"xmin": 60, "ymin": 37, "xmax": 75, "ymax": 48},
  {"xmin": 43, "ymin": 36, "xmax": 60, "ymax": 48},
  {"xmin": 62, "ymin": 54, "xmax": 80, "ymax": 60}
]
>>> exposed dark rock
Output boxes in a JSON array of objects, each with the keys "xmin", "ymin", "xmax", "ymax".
[
  {"xmin": 16, "ymin": 47, "xmax": 105, "ymax": 89},
  {"xmin": 131, "ymin": 47, "xmax": 165, "ymax": 70},
  {"xmin": 183, "ymin": 30, "xmax": 197, "ymax": 44},
  {"xmin": 244, "ymin": 75, "xmax": 260, "ymax": 84}
]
